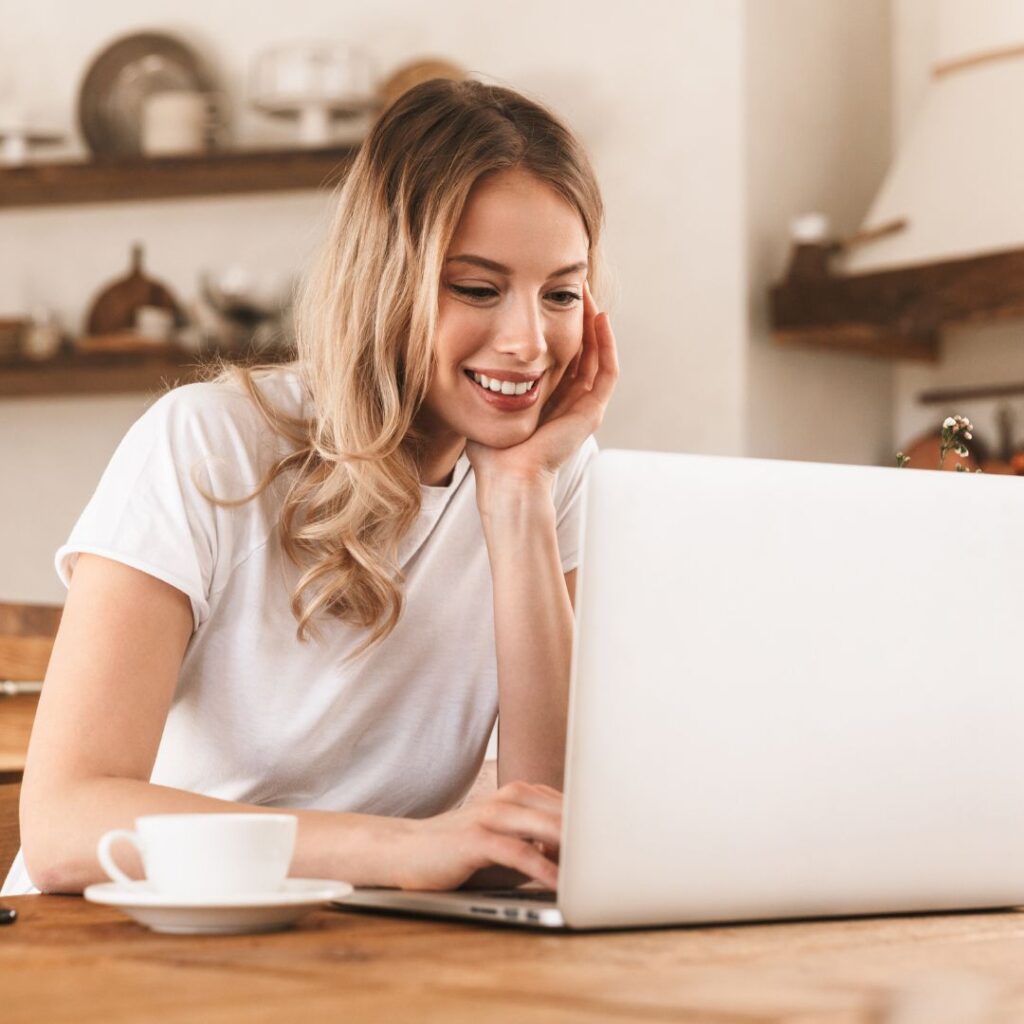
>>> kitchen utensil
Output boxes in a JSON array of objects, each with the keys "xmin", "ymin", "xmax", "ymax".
[
  {"xmin": 377, "ymin": 58, "xmax": 467, "ymax": 110},
  {"xmin": 83, "ymin": 878, "xmax": 352, "ymax": 935},
  {"xmin": 72, "ymin": 332, "xmax": 179, "ymax": 356},
  {"xmin": 20, "ymin": 308, "xmax": 62, "ymax": 361},
  {"xmin": 0, "ymin": 681, "xmax": 43, "ymax": 696},
  {"xmin": 84, "ymin": 244, "xmax": 183, "ymax": 337},
  {"xmin": 0, "ymin": 121, "xmax": 65, "ymax": 166},
  {"xmin": 97, "ymin": 814, "xmax": 297, "ymax": 898},
  {"xmin": 250, "ymin": 42, "xmax": 377, "ymax": 145},
  {"xmin": 200, "ymin": 267, "xmax": 289, "ymax": 325},
  {"xmin": 78, "ymin": 31, "xmax": 219, "ymax": 158},
  {"xmin": 196, "ymin": 266, "xmax": 293, "ymax": 352},
  {"xmin": 0, "ymin": 318, "xmax": 26, "ymax": 362},
  {"xmin": 134, "ymin": 305, "xmax": 175, "ymax": 342},
  {"xmin": 141, "ymin": 90, "xmax": 222, "ymax": 156}
]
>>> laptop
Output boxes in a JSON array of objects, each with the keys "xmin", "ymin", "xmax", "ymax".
[{"xmin": 333, "ymin": 447, "xmax": 1024, "ymax": 929}]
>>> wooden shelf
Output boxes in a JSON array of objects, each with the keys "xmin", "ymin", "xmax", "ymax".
[
  {"xmin": 918, "ymin": 380, "xmax": 1024, "ymax": 404},
  {"xmin": 0, "ymin": 145, "xmax": 356, "ymax": 209},
  {"xmin": 0, "ymin": 346, "xmax": 294, "ymax": 399},
  {"xmin": 770, "ymin": 244, "xmax": 1024, "ymax": 361},
  {"xmin": 1, "ymin": 146, "xmax": 341, "ymax": 394}
]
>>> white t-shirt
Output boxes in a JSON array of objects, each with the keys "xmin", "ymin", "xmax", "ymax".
[{"xmin": 3, "ymin": 367, "xmax": 597, "ymax": 895}]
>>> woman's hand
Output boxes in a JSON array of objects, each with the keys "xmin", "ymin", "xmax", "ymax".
[
  {"xmin": 390, "ymin": 781, "xmax": 562, "ymax": 891},
  {"xmin": 465, "ymin": 280, "xmax": 619, "ymax": 501}
]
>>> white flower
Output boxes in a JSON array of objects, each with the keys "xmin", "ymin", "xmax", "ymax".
[{"xmin": 943, "ymin": 417, "xmax": 956, "ymax": 428}]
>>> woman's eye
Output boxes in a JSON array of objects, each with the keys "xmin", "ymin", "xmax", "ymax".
[
  {"xmin": 449, "ymin": 285, "xmax": 580, "ymax": 307},
  {"xmin": 450, "ymin": 285, "xmax": 497, "ymax": 300}
]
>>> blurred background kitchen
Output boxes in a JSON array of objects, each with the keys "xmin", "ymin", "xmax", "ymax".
[{"xmin": 2, "ymin": 0, "xmax": 1021, "ymax": 604}]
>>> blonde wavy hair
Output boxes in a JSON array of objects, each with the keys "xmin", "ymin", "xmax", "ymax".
[{"xmin": 203, "ymin": 77, "xmax": 606, "ymax": 659}]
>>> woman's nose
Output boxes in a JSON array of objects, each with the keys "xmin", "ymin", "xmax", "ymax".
[{"xmin": 493, "ymin": 299, "xmax": 547, "ymax": 364}]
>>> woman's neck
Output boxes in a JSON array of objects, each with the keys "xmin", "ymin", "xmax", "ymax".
[{"xmin": 418, "ymin": 437, "xmax": 466, "ymax": 487}]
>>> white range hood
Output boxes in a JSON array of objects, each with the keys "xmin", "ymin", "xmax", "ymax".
[{"xmin": 843, "ymin": 0, "xmax": 1024, "ymax": 274}]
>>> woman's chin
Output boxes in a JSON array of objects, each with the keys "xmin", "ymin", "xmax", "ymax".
[{"xmin": 466, "ymin": 418, "xmax": 537, "ymax": 450}]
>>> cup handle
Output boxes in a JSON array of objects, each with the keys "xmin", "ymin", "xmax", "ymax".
[
  {"xmin": 203, "ymin": 90, "xmax": 230, "ymax": 148},
  {"xmin": 96, "ymin": 829, "xmax": 144, "ymax": 887}
]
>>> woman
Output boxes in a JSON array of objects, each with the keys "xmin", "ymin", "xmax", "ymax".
[{"xmin": 4, "ymin": 78, "xmax": 618, "ymax": 896}]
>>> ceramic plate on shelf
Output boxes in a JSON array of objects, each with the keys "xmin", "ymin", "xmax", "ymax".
[
  {"xmin": 77, "ymin": 31, "xmax": 217, "ymax": 158},
  {"xmin": 83, "ymin": 878, "xmax": 353, "ymax": 934}
]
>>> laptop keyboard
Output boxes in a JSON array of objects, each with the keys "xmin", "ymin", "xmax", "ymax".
[{"xmin": 479, "ymin": 889, "xmax": 556, "ymax": 903}]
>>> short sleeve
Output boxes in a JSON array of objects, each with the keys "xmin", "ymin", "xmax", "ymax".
[
  {"xmin": 55, "ymin": 381, "xmax": 275, "ymax": 633},
  {"xmin": 553, "ymin": 434, "xmax": 599, "ymax": 573}
]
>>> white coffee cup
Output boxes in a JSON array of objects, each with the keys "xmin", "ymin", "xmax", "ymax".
[
  {"xmin": 135, "ymin": 304, "xmax": 175, "ymax": 343},
  {"xmin": 97, "ymin": 813, "xmax": 298, "ymax": 897},
  {"xmin": 141, "ymin": 91, "xmax": 216, "ymax": 156}
]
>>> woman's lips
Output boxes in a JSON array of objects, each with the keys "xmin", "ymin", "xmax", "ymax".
[{"xmin": 463, "ymin": 370, "xmax": 542, "ymax": 411}]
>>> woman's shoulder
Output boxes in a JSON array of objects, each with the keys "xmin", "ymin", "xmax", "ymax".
[
  {"xmin": 57, "ymin": 365, "xmax": 310, "ymax": 624},
  {"xmin": 149, "ymin": 363, "xmax": 306, "ymax": 425},
  {"xmin": 136, "ymin": 364, "xmax": 308, "ymax": 456}
]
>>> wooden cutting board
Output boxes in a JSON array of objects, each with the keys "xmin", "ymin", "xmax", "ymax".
[
  {"xmin": 85, "ymin": 244, "xmax": 182, "ymax": 336},
  {"xmin": 71, "ymin": 331, "xmax": 180, "ymax": 356}
]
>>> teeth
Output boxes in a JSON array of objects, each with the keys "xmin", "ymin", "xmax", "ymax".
[{"xmin": 470, "ymin": 371, "xmax": 537, "ymax": 396}]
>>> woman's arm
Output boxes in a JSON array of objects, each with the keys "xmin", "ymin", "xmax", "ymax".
[
  {"xmin": 21, "ymin": 554, "xmax": 560, "ymax": 894},
  {"xmin": 467, "ymin": 279, "xmax": 618, "ymax": 792},
  {"xmin": 480, "ymin": 488, "xmax": 574, "ymax": 790},
  {"xmin": 21, "ymin": 554, "xmax": 407, "ymax": 891}
]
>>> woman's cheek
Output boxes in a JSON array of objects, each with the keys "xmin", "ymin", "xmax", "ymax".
[
  {"xmin": 563, "ymin": 331, "xmax": 584, "ymax": 376},
  {"xmin": 550, "ymin": 318, "xmax": 581, "ymax": 360},
  {"xmin": 549, "ymin": 359, "xmax": 571, "ymax": 388}
]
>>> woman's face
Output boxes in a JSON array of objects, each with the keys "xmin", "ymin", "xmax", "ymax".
[{"xmin": 415, "ymin": 168, "xmax": 589, "ymax": 481}]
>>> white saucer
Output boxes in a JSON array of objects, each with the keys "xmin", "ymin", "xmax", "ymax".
[{"xmin": 83, "ymin": 878, "xmax": 354, "ymax": 934}]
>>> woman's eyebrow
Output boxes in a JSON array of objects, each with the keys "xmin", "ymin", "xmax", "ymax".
[{"xmin": 446, "ymin": 254, "xmax": 588, "ymax": 277}]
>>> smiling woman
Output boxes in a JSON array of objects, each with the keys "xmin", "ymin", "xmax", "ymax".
[
  {"xmin": 417, "ymin": 168, "xmax": 593, "ymax": 479},
  {"xmin": 6, "ymin": 78, "xmax": 618, "ymax": 899}
]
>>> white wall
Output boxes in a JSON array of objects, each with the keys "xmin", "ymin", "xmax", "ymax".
[
  {"xmin": 1, "ymin": 0, "xmax": 749, "ymax": 603},
  {"xmin": 744, "ymin": 0, "xmax": 895, "ymax": 467},
  {"xmin": 4, "ymin": 1, "xmax": 902, "ymax": 603},
  {"xmin": 891, "ymin": 0, "xmax": 1024, "ymax": 455}
]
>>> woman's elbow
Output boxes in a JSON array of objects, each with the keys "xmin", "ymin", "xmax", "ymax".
[
  {"xmin": 21, "ymin": 843, "xmax": 88, "ymax": 895},
  {"xmin": 19, "ymin": 793, "xmax": 87, "ymax": 895}
]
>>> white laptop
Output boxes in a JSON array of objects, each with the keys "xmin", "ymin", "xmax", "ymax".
[{"xmin": 333, "ymin": 448, "xmax": 1024, "ymax": 930}]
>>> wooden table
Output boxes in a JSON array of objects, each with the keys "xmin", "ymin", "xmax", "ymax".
[
  {"xmin": 0, "ymin": 693, "xmax": 36, "ymax": 776},
  {"xmin": 4, "ymin": 896, "xmax": 1024, "ymax": 1022}
]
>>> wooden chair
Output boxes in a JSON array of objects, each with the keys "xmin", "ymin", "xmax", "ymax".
[{"xmin": 0, "ymin": 601, "xmax": 62, "ymax": 879}]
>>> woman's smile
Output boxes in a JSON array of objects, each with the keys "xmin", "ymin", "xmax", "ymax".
[{"xmin": 462, "ymin": 367, "xmax": 545, "ymax": 412}]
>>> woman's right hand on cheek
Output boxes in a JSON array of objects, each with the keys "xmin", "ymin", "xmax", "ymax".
[{"xmin": 392, "ymin": 781, "xmax": 562, "ymax": 891}]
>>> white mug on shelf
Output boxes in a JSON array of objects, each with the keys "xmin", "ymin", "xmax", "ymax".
[
  {"xmin": 135, "ymin": 305, "xmax": 175, "ymax": 343},
  {"xmin": 141, "ymin": 91, "xmax": 222, "ymax": 156},
  {"xmin": 96, "ymin": 813, "xmax": 298, "ymax": 897}
]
